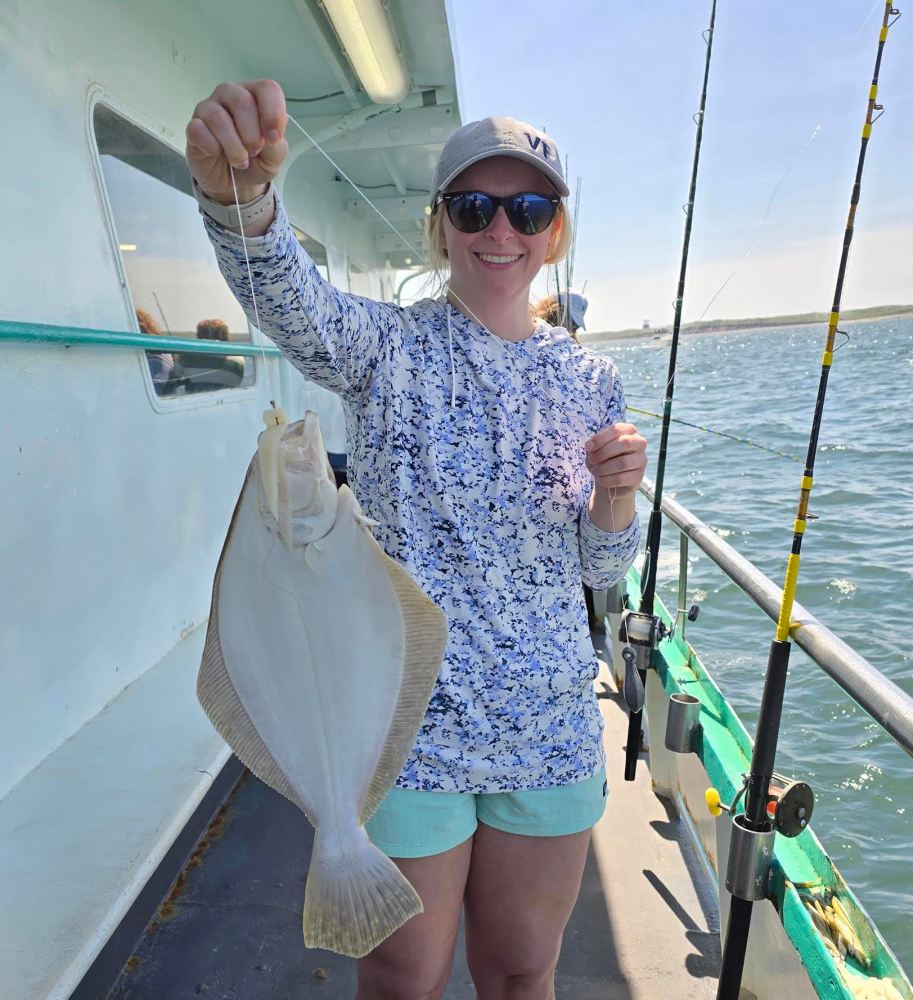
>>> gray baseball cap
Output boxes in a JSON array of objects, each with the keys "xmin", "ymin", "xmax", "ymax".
[{"xmin": 431, "ymin": 117, "xmax": 569, "ymax": 204}]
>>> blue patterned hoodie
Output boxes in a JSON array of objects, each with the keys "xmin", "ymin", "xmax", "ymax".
[{"xmin": 203, "ymin": 199, "xmax": 639, "ymax": 793}]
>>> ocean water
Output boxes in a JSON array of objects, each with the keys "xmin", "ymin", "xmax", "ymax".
[{"xmin": 596, "ymin": 317, "xmax": 913, "ymax": 972}]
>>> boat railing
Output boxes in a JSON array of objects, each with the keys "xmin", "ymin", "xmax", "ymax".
[
  {"xmin": 638, "ymin": 477, "xmax": 913, "ymax": 759},
  {"xmin": 0, "ymin": 319, "xmax": 283, "ymax": 357}
]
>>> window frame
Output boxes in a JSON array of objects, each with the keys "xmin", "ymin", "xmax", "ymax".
[{"xmin": 86, "ymin": 86, "xmax": 265, "ymax": 413}]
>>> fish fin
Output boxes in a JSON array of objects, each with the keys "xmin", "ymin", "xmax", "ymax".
[
  {"xmin": 304, "ymin": 830, "xmax": 422, "ymax": 958},
  {"xmin": 197, "ymin": 470, "xmax": 314, "ymax": 822},
  {"xmin": 359, "ymin": 552, "xmax": 448, "ymax": 825}
]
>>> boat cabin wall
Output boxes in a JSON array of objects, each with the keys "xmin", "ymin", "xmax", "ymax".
[{"xmin": 0, "ymin": 0, "xmax": 392, "ymax": 797}]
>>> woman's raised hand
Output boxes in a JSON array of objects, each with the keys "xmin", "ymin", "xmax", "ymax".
[{"xmin": 185, "ymin": 80, "xmax": 289, "ymax": 204}]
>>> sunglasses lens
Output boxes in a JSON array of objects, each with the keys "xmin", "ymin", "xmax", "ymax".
[
  {"xmin": 447, "ymin": 193, "xmax": 495, "ymax": 233},
  {"xmin": 506, "ymin": 194, "xmax": 558, "ymax": 235}
]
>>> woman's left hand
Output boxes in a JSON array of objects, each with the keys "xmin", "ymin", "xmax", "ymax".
[{"xmin": 585, "ymin": 422, "xmax": 647, "ymax": 499}]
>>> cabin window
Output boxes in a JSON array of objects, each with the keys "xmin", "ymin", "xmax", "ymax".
[{"xmin": 93, "ymin": 104, "xmax": 255, "ymax": 397}]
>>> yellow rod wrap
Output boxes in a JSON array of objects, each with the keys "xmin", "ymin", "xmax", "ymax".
[
  {"xmin": 793, "ymin": 519, "xmax": 807, "ymax": 534},
  {"xmin": 863, "ymin": 123, "xmax": 873, "ymax": 138},
  {"xmin": 829, "ymin": 311, "xmax": 840, "ymax": 326},
  {"xmin": 870, "ymin": 85, "xmax": 879, "ymax": 99},
  {"xmin": 777, "ymin": 553, "xmax": 802, "ymax": 641},
  {"xmin": 822, "ymin": 350, "xmax": 834, "ymax": 366},
  {"xmin": 801, "ymin": 475, "xmax": 813, "ymax": 490},
  {"xmin": 880, "ymin": 26, "xmax": 889, "ymax": 41}
]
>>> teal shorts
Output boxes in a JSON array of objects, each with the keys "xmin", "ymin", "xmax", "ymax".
[{"xmin": 365, "ymin": 768, "xmax": 608, "ymax": 859}]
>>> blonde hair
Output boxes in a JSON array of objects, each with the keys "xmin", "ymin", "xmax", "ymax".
[
  {"xmin": 425, "ymin": 199, "xmax": 572, "ymax": 294},
  {"xmin": 533, "ymin": 293, "xmax": 580, "ymax": 341}
]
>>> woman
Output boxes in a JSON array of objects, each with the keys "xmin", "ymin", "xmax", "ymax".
[{"xmin": 186, "ymin": 81, "xmax": 647, "ymax": 1000}]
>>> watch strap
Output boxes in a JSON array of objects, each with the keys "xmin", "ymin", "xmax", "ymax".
[{"xmin": 192, "ymin": 177, "xmax": 275, "ymax": 230}]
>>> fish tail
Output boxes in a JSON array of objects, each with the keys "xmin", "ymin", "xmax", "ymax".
[{"xmin": 303, "ymin": 830, "xmax": 422, "ymax": 958}]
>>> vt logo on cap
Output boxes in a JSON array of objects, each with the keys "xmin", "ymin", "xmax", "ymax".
[{"xmin": 524, "ymin": 133, "xmax": 553, "ymax": 161}]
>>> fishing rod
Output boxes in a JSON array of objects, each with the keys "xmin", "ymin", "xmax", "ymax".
[
  {"xmin": 621, "ymin": 0, "xmax": 718, "ymax": 781},
  {"xmin": 715, "ymin": 5, "xmax": 901, "ymax": 996}
]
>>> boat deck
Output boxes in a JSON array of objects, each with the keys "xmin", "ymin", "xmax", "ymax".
[{"xmin": 106, "ymin": 634, "xmax": 721, "ymax": 999}]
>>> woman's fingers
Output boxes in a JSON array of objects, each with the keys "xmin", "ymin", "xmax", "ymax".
[
  {"xmin": 185, "ymin": 117, "xmax": 222, "ymax": 161},
  {"xmin": 586, "ymin": 424, "xmax": 647, "ymax": 469},
  {"xmin": 585, "ymin": 422, "xmax": 647, "ymax": 495},
  {"xmin": 590, "ymin": 452, "xmax": 645, "ymax": 483},
  {"xmin": 213, "ymin": 82, "xmax": 266, "ymax": 159},
  {"xmin": 185, "ymin": 80, "xmax": 289, "ymax": 196},
  {"xmin": 199, "ymin": 98, "xmax": 253, "ymax": 169},
  {"xmin": 247, "ymin": 79, "xmax": 287, "ymax": 147}
]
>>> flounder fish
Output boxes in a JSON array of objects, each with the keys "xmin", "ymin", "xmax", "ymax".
[{"xmin": 198, "ymin": 409, "xmax": 448, "ymax": 957}]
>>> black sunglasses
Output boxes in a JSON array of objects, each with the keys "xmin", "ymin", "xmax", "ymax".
[{"xmin": 435, "ymin": 191, "xmax": 561, "ymax": 236}]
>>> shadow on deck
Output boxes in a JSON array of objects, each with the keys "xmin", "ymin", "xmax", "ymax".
[{"xmin": 106, "ymin": 643, "xmax": 720, "ymax": 1000}]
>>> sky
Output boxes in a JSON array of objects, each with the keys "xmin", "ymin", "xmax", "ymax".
[{"xmin": 447, "ymin": 1, "xmax": 913, "ymax": 332}]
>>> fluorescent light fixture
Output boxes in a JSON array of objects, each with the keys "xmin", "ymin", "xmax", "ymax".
[
  {"xmin": 119, "ymin": 243, "xmax": 137, "ymax": 252},
  {"xmin": 322, "ymin": 0, "xmax": 409, "ymax": 104}
]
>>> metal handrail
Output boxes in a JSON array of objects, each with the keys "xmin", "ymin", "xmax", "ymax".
[
  {"xmin": 0, "ymin": 320, "xmax": 282, "ymax": 357},
  {"xmin": 640, "ymin": 477, "xmax": 913, "ymax": 759}
]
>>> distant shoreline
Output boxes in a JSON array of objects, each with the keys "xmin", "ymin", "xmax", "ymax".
[{"xmin": 580, "ymin": 305, "xmax": 913, "ymax": 345}]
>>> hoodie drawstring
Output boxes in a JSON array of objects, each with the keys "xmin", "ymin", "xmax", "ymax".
[{"xmin": 446, "ymin": 303, "xmax": 456, "ymax": 409}]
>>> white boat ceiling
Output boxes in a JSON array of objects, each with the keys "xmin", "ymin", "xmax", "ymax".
[{"xmin": 192, "ymin": 0, "xmax": 462, "ymax": 269}]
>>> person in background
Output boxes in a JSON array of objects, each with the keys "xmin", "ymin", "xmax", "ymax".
[
  {"xmin": 533, "ymin": 290, "xmax": 588, "ymax": 341},
  {"xmin": 177, "ymin": 317, "xmax": 245, "ymax": 391},
  {"xmin": 136, "ymin": 308, "xmax": 176, "ymax": 395},
  {"xmin": 196, "ymin": 317, "xmax": 230, "ymax": 342},
  {"xmin": 197, "ymin": 317, "xmax": 246, "ymax": 385}
]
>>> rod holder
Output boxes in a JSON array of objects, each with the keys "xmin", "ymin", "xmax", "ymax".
[
  {"xmin": 664, "ymin": 693, "xmax": 701, "ymax": 753},
  {"xmin": 725, "ymin": 814, "xmax": 775, "ymax": 901}
]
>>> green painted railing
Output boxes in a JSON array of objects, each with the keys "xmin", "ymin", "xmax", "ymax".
[{"xmin": 0, "ymin": 320, "xmax": 282, "ymax": 357}]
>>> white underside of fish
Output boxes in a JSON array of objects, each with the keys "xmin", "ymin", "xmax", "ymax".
[{"xmin": 198, "ymin": 412, "xmax": 448, "ymax": 958}]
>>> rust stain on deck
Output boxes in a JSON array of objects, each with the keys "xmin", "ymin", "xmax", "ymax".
[{"xmin": 152, "ymin": 777, "xmax": 243, "ymax": 923}]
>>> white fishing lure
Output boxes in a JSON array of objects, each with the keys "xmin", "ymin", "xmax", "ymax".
[{"xmin": 198, "ymin": 409, "xmax": 447, "ymax": 957}]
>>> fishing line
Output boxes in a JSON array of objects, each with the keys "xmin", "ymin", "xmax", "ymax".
[
  {"xmin": 697, "ymin": 122, "xmax": 822, "ymax": 323},
  {"xmin": 715, "ymin": 6, "xmax": 902, "ymax": 996},
  {"xmin": 626, "ymin": 405, "xmax": 801, "ymax": 462},
  {"xmin": 697, "ymin": 0, "xmax": 882, "ymax": 323},
  {"xmin": 229, "ymin": 164, "xmax": 280, "ymax": 408}
]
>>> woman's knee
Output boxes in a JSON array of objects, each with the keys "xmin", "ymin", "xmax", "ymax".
[
  {"xmin": 466, "ymin": 935, "xmax": 561, "ymax": 994},
  {"xmin": 357, "ymin": 948, "xmax": 454, "ymax": 1000},
  {"xmin": 468, "ymin": 965, "xmax": 558, "ymax": 1000}
]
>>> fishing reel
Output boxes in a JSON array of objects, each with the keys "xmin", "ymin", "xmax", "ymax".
[
  {"xmin": 706, "ymin": 772, "xmax": 814, "ymax": 838},
  {"xmin": 708, "ymin": 773, "xmax": 815, "ymax": 904},
  {"xmin": 766, "ymin": 773, "xmax": 815, "ymax": 838},
  {"xmin": 618, "ymin": 609, "xmax": 668, "ymax": 649},
  {"xmin": 617, "ymin": 609, "xmax": 668, "ymax": 715}
]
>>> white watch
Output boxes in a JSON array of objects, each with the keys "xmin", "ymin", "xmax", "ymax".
[{"xmin": 192, "ymin": 177, "xmax": 276, "ymax": 230}]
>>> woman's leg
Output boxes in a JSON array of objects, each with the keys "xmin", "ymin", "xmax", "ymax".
[
  {"xmin": 356, "ymin": 836, "xmax": 473, "ymax": 1000},
  {"xmin": 463, "ymin": 823, "xmax": 591, "ymax": 1000}
]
